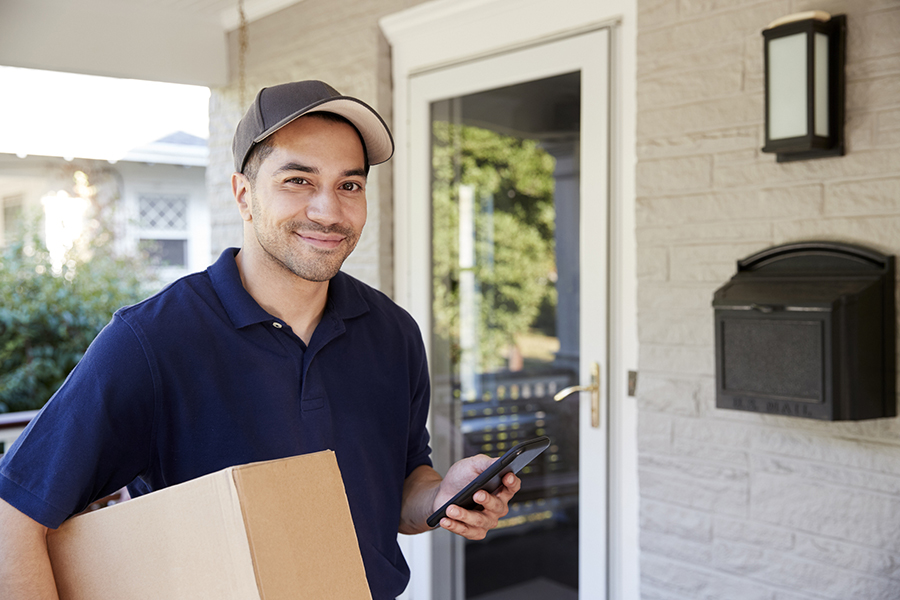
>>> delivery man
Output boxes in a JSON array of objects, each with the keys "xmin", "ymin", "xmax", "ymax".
[{"xmin": 0, "ymin": 80, "xmax": 520, "ymax": 600}]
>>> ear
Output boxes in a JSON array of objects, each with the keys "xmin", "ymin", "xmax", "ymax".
[{"xmin": 232, "ymin": 172, "xmax": 253, "ymax": 222}]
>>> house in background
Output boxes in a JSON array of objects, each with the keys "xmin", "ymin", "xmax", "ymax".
[
  {"xmin": 3, "ymin": 1, "xmax": 900, "ymax": 599},
  {"xmin": 0, "ymin": 131, "xmax": 210, "ymax": 283}
]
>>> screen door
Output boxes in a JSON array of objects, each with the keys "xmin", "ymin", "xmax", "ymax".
[{"xmin": 410, "ymin": 29, "xmax": 610, "ymax": 600}]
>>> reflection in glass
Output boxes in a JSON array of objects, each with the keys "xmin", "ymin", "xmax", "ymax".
[{"xmin": 431, "ymin": 72, "xmax": 581, "ymax": 599}]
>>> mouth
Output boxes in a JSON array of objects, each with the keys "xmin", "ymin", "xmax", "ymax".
[{"xmin": 295, "ymin": 231, "xmax": 346, "ymax": 250}]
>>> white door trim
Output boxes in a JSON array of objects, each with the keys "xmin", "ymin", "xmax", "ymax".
[{"xmin": 380, "ymin": 2, "xmax": 638, "ymax": 598}]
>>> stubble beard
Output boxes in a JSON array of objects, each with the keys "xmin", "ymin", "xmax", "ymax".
[{"xmin": 252, "ymin": 208, "xmax": 360, "ymax": 283}]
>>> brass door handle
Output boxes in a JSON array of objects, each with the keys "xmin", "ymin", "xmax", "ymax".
[{"xmin": 553, "ymin": 362, "xmax": 601, "ymax": 428}]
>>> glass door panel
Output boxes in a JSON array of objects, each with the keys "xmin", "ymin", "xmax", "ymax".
[{"xmin": 430, "ymin": 72, "xmax": 581, "ymax": 600}]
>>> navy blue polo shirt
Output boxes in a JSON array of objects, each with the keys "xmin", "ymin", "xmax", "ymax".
[{"xmin": 0, "ymin": 248, "xmax": 432, "ymax": 599}]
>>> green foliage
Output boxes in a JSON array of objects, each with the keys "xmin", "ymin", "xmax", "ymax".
[
  {"xmin": 0, "ymin": 175, "xmax": 150, "ymax": 413},
  {"xmin": 432, "ymin": 121, "xmax": 557, "ymax": 371}
]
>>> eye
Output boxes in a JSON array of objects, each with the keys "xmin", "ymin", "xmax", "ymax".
[
  {"xmin": 285, "ymin": 176, "xmax": 310, "ymax": 185},
  {"xmin": 340, "ymin": 181, "xmax": 364, "ymax": 192}
]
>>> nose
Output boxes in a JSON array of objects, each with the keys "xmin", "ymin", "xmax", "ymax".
[{"xmin": 306, "ymin": 187, "xmax": 342, "ymax": 227}]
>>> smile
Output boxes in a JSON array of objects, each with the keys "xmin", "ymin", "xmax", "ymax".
[{"xmin": 295, "ymin": 232, "xmax": 346, "ymax": 250}]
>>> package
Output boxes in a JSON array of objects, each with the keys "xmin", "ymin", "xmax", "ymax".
[{"xmin": 47, "ymin": 450, "xmax": 372, "ymax": 600}]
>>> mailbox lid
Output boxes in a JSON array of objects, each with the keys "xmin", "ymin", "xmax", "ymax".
[
  {"xmin": 736, "ymin": 240, "xmax": 891, "ymax": 274},
  {"xmin": 713, "ymin": 277, "xmax": 880, "ymax": 311}
]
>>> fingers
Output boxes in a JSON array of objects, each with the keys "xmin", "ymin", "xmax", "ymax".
[
  {"xmin": 474, "ymin": 473, "xmax": 518, "ymax": 514},
  {"xmin": 438, "ymin": 473, "xmax": 521, "ymax": 540},
  {"xmin": 495, "ymin": 472, "xmax": 522, "ymax": 501},
  {"xmin": 438, "ymin": 503, "xmax": 497, "ymax": 540}
]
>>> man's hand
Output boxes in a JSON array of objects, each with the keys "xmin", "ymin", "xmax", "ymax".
[
  {"xmin": 400, "ymin": 457, "xmax": 521, "ymax": 539},
  {"xmin": 431, "ymin": 455, "xmax": 521, "ymax": 540}
]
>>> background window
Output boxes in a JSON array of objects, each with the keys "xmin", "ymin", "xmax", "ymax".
[
  {"xmin": 137, "ymin": 193, "xmax": 188, "ymax": 268},
  {"xmin": 139, "ymin": 193, "xmax": 187, "ymax": 230},
  {"xmin": 139, "ymin": 238, "xmax": 187, "ymax": 267}
]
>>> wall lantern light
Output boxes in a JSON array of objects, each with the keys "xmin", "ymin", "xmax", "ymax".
[{"xmin": 761, "ymin": 11, "xmax": 846, "ymax": 162}]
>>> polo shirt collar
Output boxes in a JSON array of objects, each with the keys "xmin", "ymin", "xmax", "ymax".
[
  {"xmin": 326, "ymin": 271, "xmax": 370, "ymax": 320},
  {"xmin": 208, "ymin": 248, "xmax": 370, "ymax": 330}
]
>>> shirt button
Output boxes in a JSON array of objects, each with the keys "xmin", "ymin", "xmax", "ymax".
[{"xmin": 273, "ymin": 322, "xmax": 283, "ymax": 329}]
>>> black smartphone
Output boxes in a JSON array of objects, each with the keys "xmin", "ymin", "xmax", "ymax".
[{"xmin": 426, "ymin": 436, "xmax": 551, "ymax": 528}]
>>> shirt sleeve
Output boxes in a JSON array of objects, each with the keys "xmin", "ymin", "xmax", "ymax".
[
  {"xmin": 405, "ymin": 329, "xmax": 433, "ymax": 478},
  {"xmin": 0, "ymin": 313, "xmax": 156, "ymax": 528}
]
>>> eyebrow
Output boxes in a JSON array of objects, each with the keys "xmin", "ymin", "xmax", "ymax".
[{"xmin": 273, "ymin": 162, "xmax": 366, "ymax": 179}]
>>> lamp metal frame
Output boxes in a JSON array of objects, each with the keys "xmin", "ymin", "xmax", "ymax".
[{"xmin": 762, "ymin": 14, "xmax": 846, "ymax": 162}]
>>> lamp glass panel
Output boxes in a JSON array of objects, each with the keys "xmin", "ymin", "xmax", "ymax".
[
  {"xmin": 814, "ymin": 32, "xmax": 829, "ymax": 137},
  {"xmin": 768, "ymin": 32, "xmax": 808, "ymax": 140}
]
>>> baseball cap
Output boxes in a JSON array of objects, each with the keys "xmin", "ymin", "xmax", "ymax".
[{"xmin": 232, "ymin": 80, "xmax": 394, "ymax": 173}]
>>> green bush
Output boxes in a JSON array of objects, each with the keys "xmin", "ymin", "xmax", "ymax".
[
  {"xmin": 431, "ymin": 122, "xmax": 558, "ymax": 372},
  {"xmin": 0, "ymin": 238, "xmax": 148, "ymax": 413},
  {"xmin": 0, "ymin": 167, "xmax": 152, "ymax": 413}
]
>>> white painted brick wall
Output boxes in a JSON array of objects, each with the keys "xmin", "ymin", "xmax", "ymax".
[
  {"xmin": 206, "ymin": 0, "xmax": 430, "ymax": 294},
  {"xmin": 637, "ymin": 0, "xmax": 900, "ymax": 598}
]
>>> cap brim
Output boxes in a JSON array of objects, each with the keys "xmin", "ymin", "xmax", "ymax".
[{"xmin": 253, "ymin": 97, "xmax": 394, "ymax": 165}]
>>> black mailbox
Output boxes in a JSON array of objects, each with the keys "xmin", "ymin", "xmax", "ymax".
[{"xmin": 713, "ymin": 241, "xmax": 895, "ymax": 421}]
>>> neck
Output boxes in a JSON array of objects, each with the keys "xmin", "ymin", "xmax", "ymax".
[{"xmin": 234, "ymin": 246, "xmax": 330, "ymax": 345}]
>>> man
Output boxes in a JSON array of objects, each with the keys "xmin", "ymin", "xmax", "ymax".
[{"xmin": 0, "ymin": 81, "xmax": 520, "ymax": 599}]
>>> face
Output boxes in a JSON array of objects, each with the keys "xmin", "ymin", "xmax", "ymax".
[{"xmin": 235, "ymin": 115, "xmax": 367, "ymax": 283}]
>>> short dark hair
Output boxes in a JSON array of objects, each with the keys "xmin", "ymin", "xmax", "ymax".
[
  {"xmin": 242, "ymin": 136, "xmax": 276, "ymax": 187},
  {"xmin": 242, "ymin": 112, "xmax": 370, "ymax": 187}
]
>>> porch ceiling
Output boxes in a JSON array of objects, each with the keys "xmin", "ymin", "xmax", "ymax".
[{"xmin": 0, "ymin": 0, "xmax": 302, "ymax": 87}]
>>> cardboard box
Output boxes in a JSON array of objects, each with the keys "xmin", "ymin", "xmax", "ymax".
[{"xmin": 47, "ymin": 451, "xmax": 372, "ymax": 600}]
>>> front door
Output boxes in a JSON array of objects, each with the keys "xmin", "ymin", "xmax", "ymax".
[{"xmin": 408, "ymin": 29, "xmax": 611, "ymax": 600}]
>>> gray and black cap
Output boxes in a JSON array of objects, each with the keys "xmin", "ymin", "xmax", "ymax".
[{"xmin": 232, "ymin": 80, "xmax": 394, "ymax": 174}]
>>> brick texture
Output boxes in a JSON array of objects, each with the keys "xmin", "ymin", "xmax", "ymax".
[{"xmin": 636, "ymin": 0, "xmax": 900, "ymax": 598}]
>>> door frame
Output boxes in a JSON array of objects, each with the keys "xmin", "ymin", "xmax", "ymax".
[
  {"xmin": 380, "ymin": 1, "xmax": 638, "ymax": 598},
  {"xmin": 410, "ymin": 30, "xmax": 610, "ymax": 600}
]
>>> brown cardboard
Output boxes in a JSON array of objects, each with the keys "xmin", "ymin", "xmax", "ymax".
[{"xmin": 47, "ymin": 451, "xmax": 372, "ymax": 600}]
